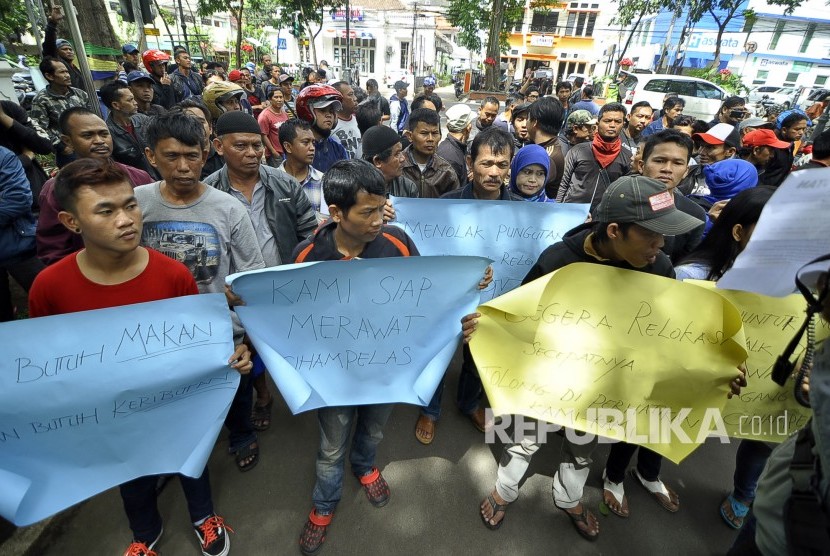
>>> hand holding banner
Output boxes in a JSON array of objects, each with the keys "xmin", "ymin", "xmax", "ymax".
[
  {"xmin": 0, "ymin": 294, "xmax": 237, "ymax": 526},
  {"xmin": 228, "ymin": 256, "xmax": 491, "ymax": 413},
  {"xmin": 390, "ymin": 197, "xmax": 589, "ymax": 301},
  {"xmin": 471, "ymin": 263, "xmax": 748, "ymax": 463},
  {"xmin": 690, "ymin": 281, "xmax": 830, "ymax": 441}
]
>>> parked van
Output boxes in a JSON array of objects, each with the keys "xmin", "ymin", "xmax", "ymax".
[{"xmin": 618, "ymin": 72, "xmax": 728, "ymax": 121}]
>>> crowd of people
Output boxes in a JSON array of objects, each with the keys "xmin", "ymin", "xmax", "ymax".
[{"xmin": 1, "ymin": 17, "xmax": 828, "ymax": 555}]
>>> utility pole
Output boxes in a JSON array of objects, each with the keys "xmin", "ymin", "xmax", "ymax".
[
  {"xmin": 24, "ymin": 0, "xmax": 44, "ymax": 54},
  {"xmin": 656, "ymin": 5, "xmax": 681, "ymax": 73},
  {"xmin": 178, "ymin": 0, "xmax": 189, "ymax": 51},
  {"xmin": 61, "ymin": 0, "xmax": 101, "ymax": 116},
  {"xmin": 411, "ymin": 2, "xmax": 417, "ymax": 74},
  {"xmin": 130, "ymin": 0, "xmax": 148, "ymax": 53},
  {"xmin": 345, "ymin": 0, "xmax": 351, "ymax": 84}
]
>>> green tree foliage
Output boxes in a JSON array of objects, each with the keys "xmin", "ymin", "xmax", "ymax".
[
  {"xmin": 197, "ymin": 0, "xmax": 262, "ymax": 70},
  {"xmin": 0, "ymin": 0, "xmax": 31, "ymax": 45},
  {"xmin": 610, "ymin": 0, "xmax": 671, "ymax": 72},
  {"xmin": 446, "ymin": 0, "xmax": 524, "ymax": 90}
]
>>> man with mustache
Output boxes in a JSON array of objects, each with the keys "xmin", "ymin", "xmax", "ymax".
[
  {"xmin": 36, "ymin": 107, "xmax": 154, "ymax": 266},
  {"xmin": 414, "ymin": 127, "xmax": 519, "ymax": 444}
]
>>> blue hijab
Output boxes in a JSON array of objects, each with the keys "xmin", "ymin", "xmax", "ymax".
[
  {"xmin": 509, "ymin": 144, "xmax": 552, "ymax": 202},
  {"xmin": 700, "ymin": 159, "xmax": 758, "ymax": 206}
]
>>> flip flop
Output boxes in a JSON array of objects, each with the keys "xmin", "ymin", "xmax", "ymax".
[
  {"xmin": 630, "ymin": 469, "xmax": 679, "ymax": 513},
  {"xmin": 602, "ymin": 470, "xmax": 630, "ymax": 518},
  {"xmin": 415, "ymin": 414, "xmax": 435, "ymax": 445},
  {"xmin": 720, "ymin": 494, "xmax": 749, "ymax": 529},
  {"xmin": 558, "ymin": 505, "xmax": 599, "ymax": 541},
  {"xmin": 480, "ymin": 493, "xmax": 508, "ymax": 530},
  {"xmin": 234, "ymin": 441, "xmax": 259, "ymax": 472},
  {"xmin": 251, "ymin": 398, "xmax": 273, "ymax": 431}
]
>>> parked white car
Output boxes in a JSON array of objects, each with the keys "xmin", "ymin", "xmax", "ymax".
[
  {"xmin": 753, "ymin": 87, "xmax": 798, "ymax": 109},
  {"xmin": 618, "ymin": 72, "xmax": 728, "ymax": 121},
  {"xmin": 747, "ymin": 86, "xmax": 782, "ymax": 104}
]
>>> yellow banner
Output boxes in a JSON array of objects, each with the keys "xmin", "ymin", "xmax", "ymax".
[
  {"xmin": 691, "ymin": 282, "xmax": 829, "ymax": 442},
  {"xmin": 471, "ymin": 263, "xmax": 748, "ymax": 464}
]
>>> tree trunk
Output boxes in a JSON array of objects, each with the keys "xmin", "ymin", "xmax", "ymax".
[
  {"xmin": 485, "ymin": 0, "xmax": 504, "ymax": 90},
  {"xmin": 310, "ymin": 6, "xmax": 324, "ymax": 67},
  {"xmin": 707, "ymin": 10, "xmax": 737, "ymax": 71},
  {"xmin": 615, "ymin": 13, "xmax": 645, "ymax": 74},
  {"xmin": 234, "ymin": 3, "xmax": 244, "ymax": 69},
  {"xmin": 67, "ymin": 0, "xmax": 120, "ymax": 50}
]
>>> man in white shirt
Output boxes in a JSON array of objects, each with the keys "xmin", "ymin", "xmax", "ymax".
[{"xmin": 331, "ymin": 81, "xmax": 362, "ymax": 159}]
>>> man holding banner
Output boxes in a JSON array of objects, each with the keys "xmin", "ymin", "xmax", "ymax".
[
  {"xmin": 479, "ymin": 174, "xmax": 704, "ymax": 540},
  {"xmin": 28, "ymin": 158, "xmax": 250, "ymax": 556},
  {"xmin": 414, "ymin": 128, "xmax": 520, "ymax": 444},
  {"xmin": 292, "ymin": 159, "xmax": 420, "ymax": 555}
]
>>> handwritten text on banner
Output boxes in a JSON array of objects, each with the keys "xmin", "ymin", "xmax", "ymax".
[
  {"xmin": 390, "ymin": 197, "xmax": 590, "ymax": 301},
  {"xmin": 471, "ymin": 264, "xmax": 748, "ymax": 463},
  {"xmin": 228, "ymin": 256, "xmax": 490, "ymax": 413},
  {"xmin": 0, "ymin": 294, "xmax": 237, "ymax": 526},
  {"xmin": 691, "ymin": 281, "xmax": 829, "ymax": 441}
]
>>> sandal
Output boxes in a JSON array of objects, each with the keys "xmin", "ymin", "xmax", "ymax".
[
  {"xmin": 234, "ymin": 441, "xmax": 259, "ymax": 472},
  {"xmin": 415, "ymin": 414, "xmax": 435, "ymax": 445},
  {"xmin": 602, "ymin": 470, "xmax": 630, "ymax": 518},
  {"xmin": 558, "ymin": 504, "xmax": 599, "ymax": 541},
  {"xmin": 630, "ymin": 469, "xmax": 679, "ymax": 513},
  {"xmin": 480, "ymin": 493, "xmax": 508, "ymax": 530},
  {"xmin": 251, "ymin": 399, "xmax": 273, "ymax": 431},
  {"xmin": 299, "ymin": 509, "xmax": 332, "ymax": 556},
  {"xmin": 720, "ymin": 494, "xmax": 750, "ymax": 529}
]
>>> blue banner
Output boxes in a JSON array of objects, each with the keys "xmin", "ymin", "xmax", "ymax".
[
  {"xmin": 390, "ymin": 197, "xmax": 590, "ymax": 301},
  {"xmin": 228, "ymin": 256, "xmax": 490, "ymax": 413},
  {"xmin": 0, "ymin": 294, "xmax": 237, "ymax": 526}
]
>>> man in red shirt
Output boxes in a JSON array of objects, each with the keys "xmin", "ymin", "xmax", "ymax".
[
  {"xmin": 28, "ymin": 157, "xmax": 251, "ymax": 556},
  {"xmin": 257, "ymin": 88, "xmax": 288, "ymax": 166}
]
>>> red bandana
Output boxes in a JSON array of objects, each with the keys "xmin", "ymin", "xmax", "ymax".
[{"xmin": 592, "ymin": 133, "xmax": 622, "ymax": 168}]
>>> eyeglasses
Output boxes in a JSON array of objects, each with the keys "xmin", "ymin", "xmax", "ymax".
[
  {"xmin": 730, "ymin": 109, "xmax": 750, "ymax": 120},
  {"xmin": 230, "ymin": 142, "xmax": 265, "ymax": 153}
]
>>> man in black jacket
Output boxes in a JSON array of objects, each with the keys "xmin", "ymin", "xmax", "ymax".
[
  {"xmin": 436, "ymin": 104, "xmax": 473, "ymax": 185},
  {"xmin": 414, "ymin": 127, "xmax": 517, "ymax": 445},
  {"xmin": 42, "ymin": 6, "xmax": 85, "ymax": 93},
  {"xmin": 480, "ymin": 174, "xmax": 703, "ymax": 541},
  {"xmin": 99, "ymin": 82, "xmax": 156, "ymax": 178},
  {"xmin": 556, "ymin": 103, "xmax": 631, "ymax": 211},
  {"xmin": 361, "ymin": 125, "xmax": 419, "ymax": 224},
  {"xmin": 635, "ymin": 130, "xmax": 706, "ymax": 263}
]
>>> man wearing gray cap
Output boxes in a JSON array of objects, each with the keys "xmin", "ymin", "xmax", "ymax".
[
  {"xmin": 738, "ymin": 116, "xmax": 774, "ymax": 136},
  {"xmin": 480, "ymin": 174, "xmax": 707, "ymax": 541},
  {"xmin": 42, "ymin": 6, "xmax": 84, "ymax": 92},
  {"xmin": 437, "ymin": 104, "xmax": 474, "ymax": 185}
]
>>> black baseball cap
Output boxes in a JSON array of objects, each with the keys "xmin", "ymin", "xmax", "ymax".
[{"xmin": 596, "ymin": 175, "xmax": 703, "ymax": 236}]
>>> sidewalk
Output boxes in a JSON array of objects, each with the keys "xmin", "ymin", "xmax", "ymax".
[{"xmin": 9, "ymin": 348, "xmax": 744, "ymax": 556}]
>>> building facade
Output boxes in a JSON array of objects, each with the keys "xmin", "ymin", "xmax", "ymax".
[
  {"xmin": 619, "ymin": 0, "xmax": 830, "ymax": 89},
  {"xmin": 505, "ymin": 0, "xmax": 616, "ymax": 82}
]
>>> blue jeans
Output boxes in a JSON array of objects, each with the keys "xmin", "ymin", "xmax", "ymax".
[
  {"xmin": 733, "ymin": 439, "xmax": 773, "ymax": 502},
  {"xmin": 224, "ymin": 371, "xmax": 256, "ymax": 452},
  {"xmin": 311, "ymin": 404, "xmax": 394, "ymax": 514},
  {"xmin": 422, "ymin": 344, "xmax": 481, "ymax": 419},
  {"xmin": 119, "ymin": 468, "xmax": 213, "ymax": 543}
]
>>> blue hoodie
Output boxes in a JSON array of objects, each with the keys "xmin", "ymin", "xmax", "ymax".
[
  {"xmin": 509, "ymin": 144, "xmax": 553, "ymax": 202},
  {"xmin": 700, "ymin": 158, "xmax": 758, "ymax": 206}
]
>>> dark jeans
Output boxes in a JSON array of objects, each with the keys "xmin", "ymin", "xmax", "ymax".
[
  {"xmin": 312, "ymin": 404, "xmax": 395, "ymax": 514},
  {"xmin": 605, "ymin": 443, "xmax": 662, "ymax": 483},
  {"xmin": 119, "ymin": 468, "xmax": 213, "ymax": 544},
  {"xmin": 733, "ymin": 439, "xmax": 773, "ymax": 502},
  {"xmin": 422, "ymin": 344, "xmax": 481, "ymax": 419},
  {"xmin": 728, "ymin": 511, "xmax": 762, "ymax": 556},
  {"xmin": 0, "ymin": 253, "xmax": 44, "ymax": 321},
  {"xmin": 224, "ymin": 371, "xmax": 256, "ymax": 452}
]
